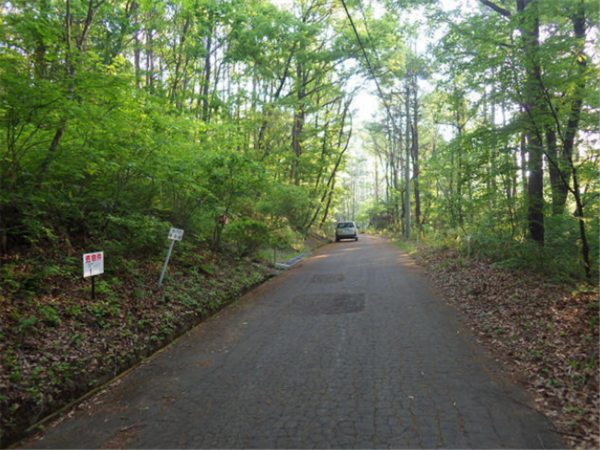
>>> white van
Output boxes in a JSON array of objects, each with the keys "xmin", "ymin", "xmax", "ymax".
[{"xmin": 335, "ymin": 221, "xmax": 358, "ymax": 242}]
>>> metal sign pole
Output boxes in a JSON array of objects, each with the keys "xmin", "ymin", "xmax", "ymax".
[
  {"xmin": 91, "ymin": 276, "xmax": 95, "ymax": 300},
  {"xmin": 158, "ymin": 239, "xmax": 176, "ymax": 287},
  {"xmin": 467, "ymin": 234, "xmax": 472, "ymax": 258}
]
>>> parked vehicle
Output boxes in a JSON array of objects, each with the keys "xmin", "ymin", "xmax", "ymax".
[{"xmin": 335, "ymin": 221, "xmax": 359, "ymax": 242}]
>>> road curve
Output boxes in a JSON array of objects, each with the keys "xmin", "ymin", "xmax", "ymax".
[{"xmin": 22, "ymin": 235, "xmax": 563, "ymax": 449}]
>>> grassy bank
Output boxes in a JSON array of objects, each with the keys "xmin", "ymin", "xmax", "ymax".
[{"xmin": 0, "ymin": 246, "xmax": 273, "ymax": 448}]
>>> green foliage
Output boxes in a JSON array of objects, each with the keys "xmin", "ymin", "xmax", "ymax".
[
  {"xmin": 65, "ymin": 303, "xmax": 83, "ymax": 319},
  {"xmin": 359, "ymin": 0, "xmax": 599, "ymax": 281},
  {"xmin": 39, "ymin": 305, "xmax": 60, "ymax": 327},
  {"xmin": 223, "ymin": 220, "xmax": 270, "ymax": 257},
  {"xmin": 395, "ymin": 239, "xmax": 417, "ymax": 255},
  {"xmin": 0, "ymin": 0, "xmax": 357, "ymax": 270},
  {"xmin": 104, "ymin": 214, "xmax": 170, "ymax": 255},
  {"xmin": 257, "ymin": 184, "xmax": 313, "ymax": 232},
  {"xmin": 17, "ymin": 316, "xmax": 38, "ymax": 331},
  {"xmin": 268, "ymin": 226, "xmax": 304, "ymax": 250}
]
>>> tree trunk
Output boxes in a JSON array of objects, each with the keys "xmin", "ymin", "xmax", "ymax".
[
  {"xmin": 36, "ymin": 0, "xmax": 73, "ymax": 187},
  {"xmin": 146, "ymin": 28, "xmax": 154, "ymax": 88},
  {"xmin": 313, "ymin": 128, "xmax": 351, "ymax": 229},
  {"xmin": 520, "ymin": 133, "xmax": 528, "ymax": 194},
  {"xmin": 375, "ymin": 161, "xmax": 379, "ymax": 202},
  {"xmin": 411, "ymin": 72, "xmax": 422, "ymax": 238},
  {"xmin": 527, "ymin": 134, "xmax": 545, "ymax": 243},
  {"xmin": 290, "ymin": 62, "xmax": 307, "ymax": 185},
  {"xmin": 255, "ymin": 46, "xmax": 301, "ymax": 160},
  {"xmin": 518, "ymin": 0, "xmax": 545, "ymax": 244},
  {"xmin": 171, "ymin": 16, "xmax": 190, "ymax": 107},
  {"xmin": 404, "ymin": 80, "xmax": 411, "ymax": 239},
  {"xmin": 546, "ymin": 127, "xmax": 568, "ymax": 215},
  {"xmin": 201, "ymin": 24, "xmax": 213, "ymax": 122},
  {"xmin": 558, "ymin": 0, "xmax": 590, "ymax": 276},
  {"xmin": 134, "ymin": 28, "xmax": 141, "ymax": 88},
  {"xmin": 479, "ymin": 0, "xmax": 547, "ymax": 243}
]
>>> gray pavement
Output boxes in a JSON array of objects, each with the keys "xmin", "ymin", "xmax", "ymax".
[{"xmin": 23, "ymin": 235, "xmax": 564, "ymax": 449}]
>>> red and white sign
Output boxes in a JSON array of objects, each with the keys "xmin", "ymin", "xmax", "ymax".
[{"xmin": 83, "ymin": 251, "xmax": 104, "ymax": 278}]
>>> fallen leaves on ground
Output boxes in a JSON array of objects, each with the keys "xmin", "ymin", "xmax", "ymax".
[
  {"xmin": 0, "ymin": 250, "xmax": 273, "ymax": 446},
  {"xmin": 412, "ymin": 246, "xmax": 599, "ymax": 450}
]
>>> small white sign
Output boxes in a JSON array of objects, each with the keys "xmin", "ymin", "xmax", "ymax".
[
  {"xmin": 83, "ymin": 251, "xmax": 104, "ymax": 278},
  {"xmin": 168, "ymin": 227, "xmax": 184, "ymax": 241}
]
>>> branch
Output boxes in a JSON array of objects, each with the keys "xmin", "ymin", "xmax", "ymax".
[{"xmin": 478, "ymin": 0, "xmax": 512, "ymax": 18}]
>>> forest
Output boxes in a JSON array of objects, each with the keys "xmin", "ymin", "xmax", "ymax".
[
  {"xmin": 1, "ymin": 0, "xmax": 598, "ymax": 276},
  {"xmin": 0, "ymin": 0, "xmax": 598, "ymax": 447},
  {"xmin": 1, "ymin": 0, "xmax": 598, "ymax": 274}
]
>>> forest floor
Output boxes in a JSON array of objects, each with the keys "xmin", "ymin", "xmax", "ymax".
[
  {"xmin": 0, "ymin": 251, "xmax": 264, "ymax": 446},
  {"xmin": 404, "ymin": 242, "xmax": 599, "ymax": 450},
  {"xmin": 0, "ymin": 234, "xmax": 330, "ymax": 448}
]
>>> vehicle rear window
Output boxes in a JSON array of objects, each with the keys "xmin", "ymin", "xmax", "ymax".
[{"xmin": 337, "ymin": 222, "xmax": 354, "ymax": 228}]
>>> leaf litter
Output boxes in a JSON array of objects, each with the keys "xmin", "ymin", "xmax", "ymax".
[
  {"xmin": 411, "ymin": 246, "xmax": 599, "ymax": 449},
  {"xmin": 0, "ymin": 249, "xmax": 273, "ymax": 447}
]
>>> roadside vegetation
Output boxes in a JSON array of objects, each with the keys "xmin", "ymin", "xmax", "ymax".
[
  {"xmin": 0, "ymin": 244, "xmax": 266, "ymax": 446},
  {"xmin": 1, "ymin": 1, "xmax": 348, "ymax": 444},
  {"xmin": 0, "ymin": 233, "xmax": 330, "ymax": 447},
  {"xmin": 392, "ymin": 234, "xmax": 599, "ymax": 450}
]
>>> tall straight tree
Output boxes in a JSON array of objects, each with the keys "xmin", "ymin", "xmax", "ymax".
[{"xmin": 478, "ymin": 0, "xmax": 544, "ymax": 244}]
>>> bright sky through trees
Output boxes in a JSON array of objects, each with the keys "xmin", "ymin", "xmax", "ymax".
[{"xmin": 0, "ymin": 0, "xmax": 597, "ymax": 275}]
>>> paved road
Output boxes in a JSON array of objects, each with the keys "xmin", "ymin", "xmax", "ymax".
[{"xmin": 23, "ymin": 235, "xmax": 563, "ymax": 449}]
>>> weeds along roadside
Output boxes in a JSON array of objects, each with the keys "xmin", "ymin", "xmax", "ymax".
[
  {"xmin": 0, "ymin": 238, "xmax": 278, "ymax": 447},
  {"xmin": 393, "ymin": 234, "xmax": 599, "ymax": 450}
]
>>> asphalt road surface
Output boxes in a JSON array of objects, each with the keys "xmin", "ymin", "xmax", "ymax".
[{"xmin": 23, "ymin": 235, "xmax": 564, "ymax": 449}]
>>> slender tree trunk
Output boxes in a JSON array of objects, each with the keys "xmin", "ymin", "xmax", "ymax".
[
  {"xmin": 411, "ymin": 73, "xmax": 422, "ymax": 238},
  {"xmin": 146, "ymin": 28, "xmax": 154, "ymax": 88},
  {"xmin": 134, "ymin": 29, "xmax": 141, "ymax": 88},
  {"xmin": 36, "ymin": 0, "xmax": 73, "ymax": 187},
  {"xmin": 404, "ymin": 80, "xmax": 411, "ymax": 239},
  {"xmin": 290, "ymin": 61, "xmax": 307, "ymax": 185},
  {"xmin": 171, "ymin": 17, "xmax": 190, "ymax": 107},
  {"xmin": 546, "ymin": 127, "xmax": 568, "ymax": 215},
  {"xmin": 312, "ymin": 130, "xmax": 352, "ymax": 228},
  {"xmin": 456, "ymin": 144, "xmax": 464, "ymax": 228},
  {"xmin": 520, "ymin": 133, "xmax": 528, "ymax": 194},
  {"xmin": 518, "ymin": 0, "xmax": 545, "ymax": 244},
  {"xmin": 321, "ymin": 179, "xmax": 336, "ymax": 227},
  {"xmin": 375, "ymin": 161, "xmax": 379, "ymax": 202},
  {"xmin": 257, "ymin": 44, "xmax": 297, "ymax": 160},
  {"xmin": 37, "ymin": 0, "xmax": 105, "ymax": 188},
  {"xmin": 201, "ymin": 24, "xmax": 213, "ymax": 122},
  {"xmin": 37, "ymin": 121, "xmax": 66, "ymax": 186},
  {"xmin": 566, "ymin": 1, "xmax": 590, "ymax": 277}
]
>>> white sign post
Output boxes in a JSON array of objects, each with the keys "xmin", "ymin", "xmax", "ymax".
[
  {"xmin": 83, "ymin": 251, "xmax": 104, "ymax": 299},
  {"xmin": 168, "ymin": 228, "xmax": 184, "ymax": 241},
  {"xmin": 467, "ymin": 234, "xmax": 472, "ymax": 258},
  {"xmin": 159, "ymin": 228, "xmax": 184, "ymax": 287}
]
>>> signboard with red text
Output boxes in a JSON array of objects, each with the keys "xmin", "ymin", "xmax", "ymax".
[{"xmin": 83, "ymin": 251, "xmax": 104, "ymax": 278}]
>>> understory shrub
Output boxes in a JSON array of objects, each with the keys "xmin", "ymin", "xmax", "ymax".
[
  {"xmin": 104, "ymin": 213, "xmax": 170, "ymax": 255},
  {"xmin": 223, "ymin": 219, "xmax": 270, "ymax": 257}
]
